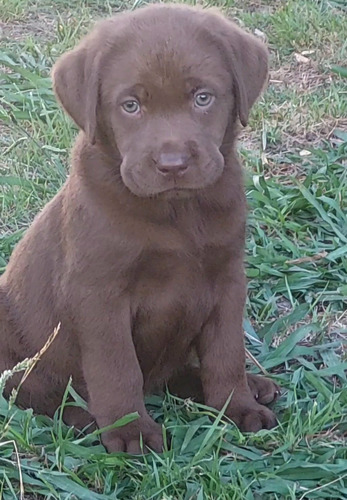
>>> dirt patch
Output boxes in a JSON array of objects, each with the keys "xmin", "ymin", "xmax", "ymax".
[
  {"xmin": 270, "ymin": 58, "xmax": 334, "ymax": 92},
  {"xmin": 0, "ymin": 12, "xmax": 56, "ymax": 42}
]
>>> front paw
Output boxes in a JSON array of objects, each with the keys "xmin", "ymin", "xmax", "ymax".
[
  {"xmin": 102, "ymin": 415, "xmax": 164, "ymax": 454},
  {"xmin": 247, "ymin": 373, "xmax": 281, "ymax": 405},
  {"xmin": 227, "ymin": 394, "xmax": 278, "ymax": 432}
]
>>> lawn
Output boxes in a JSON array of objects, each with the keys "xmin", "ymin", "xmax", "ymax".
[{"xmin": 0, "ymin": 0, "xmax": 346, "ymax": 498}]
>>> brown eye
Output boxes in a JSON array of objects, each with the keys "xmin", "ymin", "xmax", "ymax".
[
  {"xmin": 194, "ymin": 92, "xmax": 213, "ymax": 108},
  {"xmin": 122, "ymin": 100, "xmax": 140, "ymax": 114}
]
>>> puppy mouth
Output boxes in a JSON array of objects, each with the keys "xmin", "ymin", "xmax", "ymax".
[
  {"xmin": 128, "ymin": 176, "xmax": 198, "ymax": 198},
  {"xmin": 121, "ymin": 160, "xmax": 222, "ymax": 198},
  {"xmin": 157, "ymin": 186, "xmax": 196, "ymax": 199}
]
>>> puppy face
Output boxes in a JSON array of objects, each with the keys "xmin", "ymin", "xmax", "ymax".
[
  {"xmin": 101, "ymin": 37, "xmax": 230, "ymax": 197},
  {"xmin": 53, "ymin": 5, "xmax": 268, "ymax": 198}
]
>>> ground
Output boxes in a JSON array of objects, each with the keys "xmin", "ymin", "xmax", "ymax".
[{"xmin": 0, "ymin": 0, "xmax": 346, "ymax": 499}]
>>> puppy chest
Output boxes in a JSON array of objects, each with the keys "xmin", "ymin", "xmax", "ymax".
[
  {"xmin": 132, "ymin": 268, "xmax": 212, "ymax": 335},
  {"xmin": 129, "ymin": 250, "xmax": 215, "ymax": 317},
  {"xmin": 132, "ymin": 293, "xmax": 209, "ymax": 386},
  {"xmin": 129, "ymin": 254, "xmax": 214, "ymax": 380}
]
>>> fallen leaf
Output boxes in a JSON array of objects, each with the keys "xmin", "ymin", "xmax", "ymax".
[
  {"xmin": 294, "ymin": 53, "xmax": 311, "ymax": 64},
  {"xmin": 254, "ymin": 28, "xmax": 266, "ymax": 41}
]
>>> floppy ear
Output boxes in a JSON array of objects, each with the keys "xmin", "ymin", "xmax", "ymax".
[
  {"xmin": 204, "ymin": 12, "xmax": 269, "ymax": 126},
  {"xmin": 228, "ymin": 28, "xmax": 269, "ymax": 127},
  {"xmin": 52, "ymin": 37, "xmax": 101, "ymax": 144}
]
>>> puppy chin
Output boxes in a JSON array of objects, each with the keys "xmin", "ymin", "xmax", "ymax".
[
  {"xmin": 159, "ymin": 189, "xmax": 196, "ymax": 200},
  {"xmin": 120, "ymin": 171, "xmax": 165, "ymax": 198}
]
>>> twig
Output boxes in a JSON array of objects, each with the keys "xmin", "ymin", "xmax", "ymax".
[
  {"xmin": 286, "ymin": 251, "xmax": 327, "ymax": 265},
  {"xmin": 245, "ymin": 348, "xmax": 269, "ymax": 376}
]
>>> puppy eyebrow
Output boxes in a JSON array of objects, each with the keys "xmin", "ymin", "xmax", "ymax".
[
  {"xmin": 117, "ymin": 84, "xmax": 148, "ymax": 102},
  {"xmin": 184, "ymin": 77, "xmax": 223, "ymax": 95}
]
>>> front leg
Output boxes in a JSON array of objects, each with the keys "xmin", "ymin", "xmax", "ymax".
[
  {"xmin": 77, "ymin": 295, "xmax": 163, "ymax": 453},
  {"xmin": 197, "ymin": 266, "xmax": 277, "ymax": 431}
]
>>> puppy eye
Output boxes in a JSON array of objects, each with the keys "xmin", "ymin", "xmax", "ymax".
[
  {"xmin": 122, "ymin": 100, "xmax": 140, "ymax": 114},
  {"xmin": 194, "ymin": 92, "xmax": 214, "ymax": 108}
]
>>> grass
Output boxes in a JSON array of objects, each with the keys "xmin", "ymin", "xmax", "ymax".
[{"xmin": 0, "ymin": 0, "xmax": 347, "ymax": 498}]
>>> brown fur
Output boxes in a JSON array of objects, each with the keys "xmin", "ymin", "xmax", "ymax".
[{"xmin": 0, "ymin": 4, "xmax": 280, "ymax": 453}]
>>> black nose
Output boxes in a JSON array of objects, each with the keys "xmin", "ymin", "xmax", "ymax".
[{"xmin": 156, "ymin": 152, "xmax": 189, "ymax": 176}]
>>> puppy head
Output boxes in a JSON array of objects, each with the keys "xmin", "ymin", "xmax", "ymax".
[{"xmin": 52, "ymin": 5, "xmax": 268, "ymax": 198}]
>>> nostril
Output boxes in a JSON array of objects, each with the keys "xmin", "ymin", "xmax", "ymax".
[
  {"xmin": 157, "ymin": 164, "xmax": 188, "ymax": 175},
  {"xmin": 156, "ymin": 153, "xmax": 189, "ymax": 176}
]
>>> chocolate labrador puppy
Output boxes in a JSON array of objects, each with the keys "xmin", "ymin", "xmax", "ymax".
[{"xmin": 0, "ymin": 4, "xmax": 279, "ymax": 453}]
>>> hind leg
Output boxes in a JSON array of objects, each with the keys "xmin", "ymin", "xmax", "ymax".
[
  {"xmin": 168, "ymin": 366, "xmax": 280, "ymax": 406},
  {"xmin": 0, "ymin": 294, "xmax": 94, "ymax": 430},
  {"xmin": 4, "ymin": 366, "xmax": 64, "ymax": 415},
  {"xmin": 3, "ymin": 366, "xmax": 94, "ymax": 429},
  {"xmin": 63, "ymin": 406, "xmax": 95, "ymax": 430}
]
